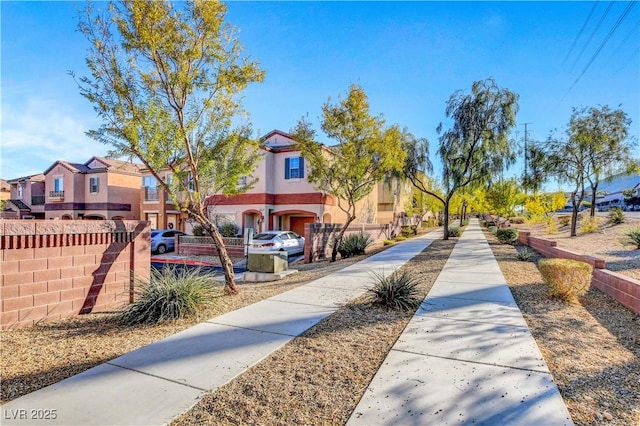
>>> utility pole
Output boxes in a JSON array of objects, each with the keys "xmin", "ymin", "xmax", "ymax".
[{"xmin": 521, "ymin": 123, "xmax": 532, "ymax": 194}]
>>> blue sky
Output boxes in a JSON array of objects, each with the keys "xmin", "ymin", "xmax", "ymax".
[{"xmin": 2, "ymin": 1, "xmax": 639, "ymax": 190}]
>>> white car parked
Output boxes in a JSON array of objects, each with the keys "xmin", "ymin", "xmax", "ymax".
[{"xmin": 249, "ymin": 231, "xmax": 305, "ymax": 255}]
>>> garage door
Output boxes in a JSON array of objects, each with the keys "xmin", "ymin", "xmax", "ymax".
[{"xmin": 290, "ymin": 217, "xmax": 315, "ymax": 236}]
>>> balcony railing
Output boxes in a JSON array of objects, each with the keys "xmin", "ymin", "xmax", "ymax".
[
  {"xmin": 144, "ymin": 186, "xmax": 159, "ymax": 201},
  {"xmin": 49, "ymin": 191, "xmax": 64, "ymax": 199},
  {"xmin": 31, "ymin": 195, "xmax": 45, "ymax": 205}
]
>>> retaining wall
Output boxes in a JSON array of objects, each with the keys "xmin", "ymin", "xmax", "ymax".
[
  {"xmin": 518, "ymin": 231, "xmax": 639, "ymax": 314},
  {"xmin": 176, "ymin": 236, "xmax": 245, "ymax": 258},
  {"xmin": 1, "ymin": 220, "xmax": 150, "ymax": 330}
]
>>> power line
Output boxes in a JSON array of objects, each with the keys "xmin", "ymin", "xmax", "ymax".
[
  {"xmin": 563, "ymin": 1, "xmax": 599, "ymax": 66},
  {"xmin": 607, "ymin": 19, "xmax": 639, "ymax": 62},
  {"xmin": 569, "ymin": 1, "xmax": 637, "ymax": 91},
  {"xmin": 571, "ymin": 1, "xmax": 615, "ymax": 71}
]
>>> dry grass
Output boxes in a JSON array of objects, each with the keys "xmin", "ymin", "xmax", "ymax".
[{"xmin": 487, "ymin": 233, "xmax": 640, "ymax": 426}]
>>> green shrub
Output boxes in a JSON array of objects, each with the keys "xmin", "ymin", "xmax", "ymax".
[
  {"xmin": 496, "ymin": 227, "xmax": 519, "ymax": 244},
  {"xmin": 448, "ymin": 226, "xmax": 461, "ymax": 237},
  {"xmin": 510, "ymin": 217, "xmax": 526, "ymax": 224},
  {"xmin": 394, "ymin": 235, "xmax": 407, "ymax": 242},
  {"xmin": 579, "ymin": 216, "xmax": 599, "ymax": 234},
  {"xmin": 383, "ymin": 239, "xmax": 395, "ymax": 246},
  {"xmin": 118, "ymin": 266, "xmax": 219, "ymax": 325},
  {"xmin": 621, "ymin": 227, "xmax": 640, "ymax": 249},
  {"xmin": 338, "ymin": 232, "xmax": 373, "ymax": 258},
  {"xmin": 516, "ymin": 246, "xmax": 535, "ymax": 261},
  {"xmin": 538, "ymin": 258, "xmax": 593, "ymax": 302},
  {"xmin": 487, "ymin": 225, "xmax": 498, "ymax": 235},
  {"xmin": 192, "ymin": 224, "xmax": 205, "ymax": 236},
  {"xmin": 219, "ymin": 221, "xmax": 239, "ymax": 237},
  {"xmin": 608, "ymin": 207, "xmax": 625, "ymax": 224},
  {"xmin": 368, "ymin": 269, "xmax": 421, "ymax": 311},
  {"xmin": 400, "ymin": 225, "xmax": 417, "ymax": 237}
]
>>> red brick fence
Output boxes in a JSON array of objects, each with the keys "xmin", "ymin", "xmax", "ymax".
[
  {"xmin": 518, "ymin": 231, "xmax": 640, "ymax": 314},
  {"xmin": 1, "ymin": 220, "xmax": 150, "ymax": 330}
]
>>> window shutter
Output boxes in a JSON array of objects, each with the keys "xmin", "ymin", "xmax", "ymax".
[
  {"xmin": 285, "ymin": 158, "xmax": 290, "ymax": 179},
  {"xmin": 299, "ymin": 157, "xmax": 304, "ymax": 178}
]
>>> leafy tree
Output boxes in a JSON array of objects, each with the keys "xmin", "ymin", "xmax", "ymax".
[
  {"xmin": 291, "ymin": 85, "xmax": 406, "ymax": 261},
  {"xmin": 405, "ymin": 78, "xmax": 519, "ymax": 239},
  {"xmin": 524, "ymin": 192, "xmax": 566, "ymax": 221},
  {"xmin": 484, "ymin": 178, "xmax": 525, "ymax": 219},
  {"xmin": 572, "ymin": 106, "xmax": 634, "ymax": 216},
  {"xmin": 74, "ymin": 0, "xmax": 265, "ymax": 294},
  {"xmin": 404, "ymin": 175, "xmax": 443, "ymax": 226}
]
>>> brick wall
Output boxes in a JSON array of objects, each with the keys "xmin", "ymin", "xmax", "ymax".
[
  {"xmin": 1, "ymin": 220, "xmax": 150, "ymax": 329},
  {"xmin": 518, "ymin": 231, "xmax": 639, "ymax": 314},
  {"xmin": 304, "ymin": 222, "xmax": 401, "ymax": 263}
]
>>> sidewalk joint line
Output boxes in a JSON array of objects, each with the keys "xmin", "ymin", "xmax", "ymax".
[
  {"xmin": 105, "ymin": 362, "xmax": 208, "ymax": 392},
  {"xmin": 390, "ymin": 349, "xmax": 552, "ymax": 375},
  {"xmin": 204, "ymin": 321, "xmax": 301, "ymax": 337}
]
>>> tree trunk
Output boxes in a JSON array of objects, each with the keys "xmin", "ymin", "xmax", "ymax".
[
  {"xmin": 443, "ymin": 200, "xmax": 450, "ymax": 240},
  {"xmin": 590, "ymin": 183, "xmax": 598, "ymax": 217},
  {"xmin": 569, "ymin": 189, "xmax": 586, "ymax": 238},
  {"xmin": 193, "ymin": 212, "xmax": 238, "ymax": 294},
  {"xmin": 331, "ymin": 215, "xmax": 356, "ymax": 262}
]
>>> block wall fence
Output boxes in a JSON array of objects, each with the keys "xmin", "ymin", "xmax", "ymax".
[
  {"xmin": 1, "ymin": 220, "xmax": 151, "ymax": 330},
  {"xmin": 518, "ymin": 231, "xmax": 640, "ymax": 315},
  {"xmin": 304, "ymin": 222, "xmax": 402, "ymax": 263}
]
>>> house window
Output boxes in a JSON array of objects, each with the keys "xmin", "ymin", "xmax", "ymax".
[
  {"xmin": 285, "ymin": 157, "xmax": 304, "ymax": 179},
  {"xmin": 143, "ymin": 176, "xmax": 158, "ymax": 201},
  {"xmin": 54, "ymin": 177, "xmax": 64, "ymax": 192},
  {"xmin": 17, "ymin": 184, "xmax": 23, "ymax": 199},
  {"xmin": 89, "ymin": 176, "xmax": 100, "ymax": 193}
]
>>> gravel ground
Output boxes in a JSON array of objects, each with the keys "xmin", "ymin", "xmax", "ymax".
[
  {"xmin": 519, "ymin": 216, "xmax": 640, "ymax": 280},
  {"xmin": 2, "ymin": 226, "xmax": 639, "ymax": 426},
  {"xmin": 172, "ymin": 238, "xmax": 456, "ymax": 425},
  {"xmin": 487, "ymin": 233, "xmax": 640, "ymax": 426}
]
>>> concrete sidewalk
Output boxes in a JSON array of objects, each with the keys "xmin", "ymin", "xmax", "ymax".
[
  {"xmin": 348, "ymin": 219, "xmax": 573, "ymax": 426},
  {"xmin": 1, "ymin": 229, "xmax": 441, "ymax": 425}
]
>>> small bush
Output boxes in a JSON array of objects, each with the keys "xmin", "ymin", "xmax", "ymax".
[
  {"xmin": 516, "ymin": 246, "xmax": 535, "ymax": 261},
  {"xmin": 394, "ymin": 235, "xmax": 407, "ymax": 242},
  {"xmin": 487, "ymin": 225, "xmax": 498, "ymax": 235},
  {"xmin": 448, "ymin": 226, "xmax": 461, "ymax": 237},
  {"xmin": 496, "ymin": 228, "xmax": 518, "ymax": 244},
  {"xmin": 545, "ymin": 217, "xmax": 558, "ymax": 234},
  {"xmin": 608, "ymin": 207, "xmax": 625, "ymax": 224},
  {"xmin": 118, "ymin": 266, "xmax": 219, "ymax": 325},
  {"xmin": 368, "ymin": 269, "xmax": 421, "ymax": 311},
  {"xmin": 338, "ymin": 232, "xmax": 373, "ymax": 258},
  {"xmin": 192, "ymin": 224, "xmax": 205, "ymax": 236},
  {"xmin": 621, "ymin": 227, "xmax": 640, "ymax": 249},
  {"xmin": 510, "ymin": 217, "xmax": 526, "ymax": 224},
  {"xmin": 219, "ymin": 221, "xmax": 239, "ymax": 237},
  {"xmin": 579, "ymin": 216, "xmax": 599, "ymax": 234},
  {"xmin": 538, "ymin": 258, "xmax": 593, "ymax": 302},
  {"xmin": 558, "ymin": 216, "xmax": 571, "ymax": 227},
  {"xmin": 400, "ymin": 225, "xmax": 417, "ymax": 237},
  {"xmin": 383, "ymin": 239, "xmax": 395, "ymax": 246}
]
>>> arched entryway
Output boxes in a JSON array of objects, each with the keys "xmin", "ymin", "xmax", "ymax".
[{"xmin": 242, "ymin": 209, "xmax": 263, "ymax": 234}]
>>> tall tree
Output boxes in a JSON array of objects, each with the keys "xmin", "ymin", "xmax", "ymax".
[
  {"xmin": 484, "ymin": 177, "xmax": 525, "ymax": 220},
  {"xmin": 74, "ymin": 0, "xmax": 265, "ymax": 294},
  {"xmin": 291, "ymin": 85, "xmax": 406, "ymax": 261},
  {"xmin": 405, "ymin": 78, "xmax": 519, "ymax": 239},
  {"xmin": 571, "ymin": 106, "xmax": 634, "ymax": 216}
]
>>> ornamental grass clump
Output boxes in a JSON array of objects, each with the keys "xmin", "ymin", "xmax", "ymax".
[
  {"xmin": 516, "ymin": 246, "xmax": 535, "ymax": 261},
  {"xmin": 580, "ymin": 216, "xmax": 599, "ymax": 234},
  {"xmin": 496, "ymin": 227, "xmax": 518, "ymax": 244},
  {"xmin": 608, "ymin": 207, "xmax": 625, "ymax": 224},
  {"xmin": 118, "ymin": 266, "xmax": 219, "ymax": 326},
  {"xmin": 621, "ymin": 227, "xmax": 640, "ymax": 249},
  {"xmin": 337, "ymin": 232, "xmax": 373, "ymax": 258},
  {"xmin": 368, "ymin": 269, "xmax": 421, "ymax": 311},
  {"xmin": 538, "ymin": 258, "xmax": 593, "ymax": 302},
  {"xmin": 448, "ymin": 226, "xmax": 461, "ymax": 237}
]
